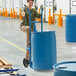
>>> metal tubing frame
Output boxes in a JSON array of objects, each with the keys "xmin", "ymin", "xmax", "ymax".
[
  {"xmin": 27, "ymin": 8, "xmax": 43, "ymax": 66},
  {"xmin": 27, "ymin": 9, "xmax": 32, "ymax": 65}
]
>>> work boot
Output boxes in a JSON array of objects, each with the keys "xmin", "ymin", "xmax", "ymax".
[{"xmin": 23, "ymin": 58, "xmax": 29, "ymax": 68}]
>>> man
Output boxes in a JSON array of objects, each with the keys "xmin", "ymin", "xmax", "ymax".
[{"xmin": 20, "ymin": 0, "xmax": 41, "ymax": 67}]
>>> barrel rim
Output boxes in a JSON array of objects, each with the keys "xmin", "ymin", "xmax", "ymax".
[
  {"xmin": 66, "ymin": 15, "xmax": 76, "ymax": 17},
  {"xmin": 32, "ymin": 31, "xmax": 55, "ymax": 34},
  {"xmin": 53, "ymin": 61, "xmax": 76, "ymax": 72}
]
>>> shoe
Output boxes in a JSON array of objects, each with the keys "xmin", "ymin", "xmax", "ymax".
[{"xmin": 23, "ymin": 58, "xmax": 29, "ymax": 68}]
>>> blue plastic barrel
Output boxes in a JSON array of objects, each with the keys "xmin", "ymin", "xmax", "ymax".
[
  {"xmin": 65, "ymin": 15, "xmax": 76, "ymax": 42},
  {"xmin": 53, "ymin": 61, "xmax": 76, "ymax": 76},
  {"xmin": 31, "ymin": 31, "xmax": 57, "ymax": 70}
]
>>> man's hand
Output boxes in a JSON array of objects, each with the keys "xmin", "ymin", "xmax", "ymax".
[
  {"xmin": 20, "ymin": 26, "xmax": 26, "ymax": 32},
  {"xmin": 34, "ymin": 5, "xmax": 38, "ymax": 10},
  {"xmin": 40, "ymin": 5, "xmax": 43, "ymax": 10},
  {"xmin": 20, "ymin": 25, "xmax": 30, "ymax": 32},
  {"xmin": 22, "ymin": 11, "xmax": 26, "ymax": 17}
]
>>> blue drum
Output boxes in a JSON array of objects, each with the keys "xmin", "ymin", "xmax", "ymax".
[
  {"xmin": 65, "ymin": 15, "xmax": 76, "ymax": 42},
  {"xmin": 54, "ymin": 61, "xmax": 76, "ymax": 76},
  {"xmin": 31, "ymin": 31, "xmax": 57, "ymax": 70}
]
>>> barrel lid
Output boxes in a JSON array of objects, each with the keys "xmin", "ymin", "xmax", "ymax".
[{"xmin": 53, "ymin": 61, "xmax": 76, "ymax": 72}]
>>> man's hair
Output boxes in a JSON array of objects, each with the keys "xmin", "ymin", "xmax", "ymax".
[{"xmin": 27, "ymin": 0, "xmax": 34, "ymax": 2}]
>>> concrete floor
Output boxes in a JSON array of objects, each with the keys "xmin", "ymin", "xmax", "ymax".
[{"xmin": 0, "ymin": 17, "xmax": 76, "ymax": 76}]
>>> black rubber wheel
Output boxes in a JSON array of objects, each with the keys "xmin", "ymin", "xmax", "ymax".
[{"xmin": 23, "ymin": 58, "xmax": 29, "ymax": 68}]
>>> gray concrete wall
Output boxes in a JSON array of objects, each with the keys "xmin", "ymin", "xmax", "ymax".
[
  {"xmin": 0, "ymin": 0, "xmax": 24, "ymax": 15},
  {"xmin": 0, "ymin": 0, "xmax": 44, "ymax": 15},
  {"xmin": 0, "ymin": 0, "xmax": 70, "ymax": 15}
]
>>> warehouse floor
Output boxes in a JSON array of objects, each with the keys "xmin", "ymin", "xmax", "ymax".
[{"xmin": 0, "ymin": 17, "xmax": 76, "ymax": 76}]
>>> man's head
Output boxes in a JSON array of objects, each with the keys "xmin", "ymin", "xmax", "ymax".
[{"xmin": 27, "ymin": 0, "xmax": 34, "ymax": 8}]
